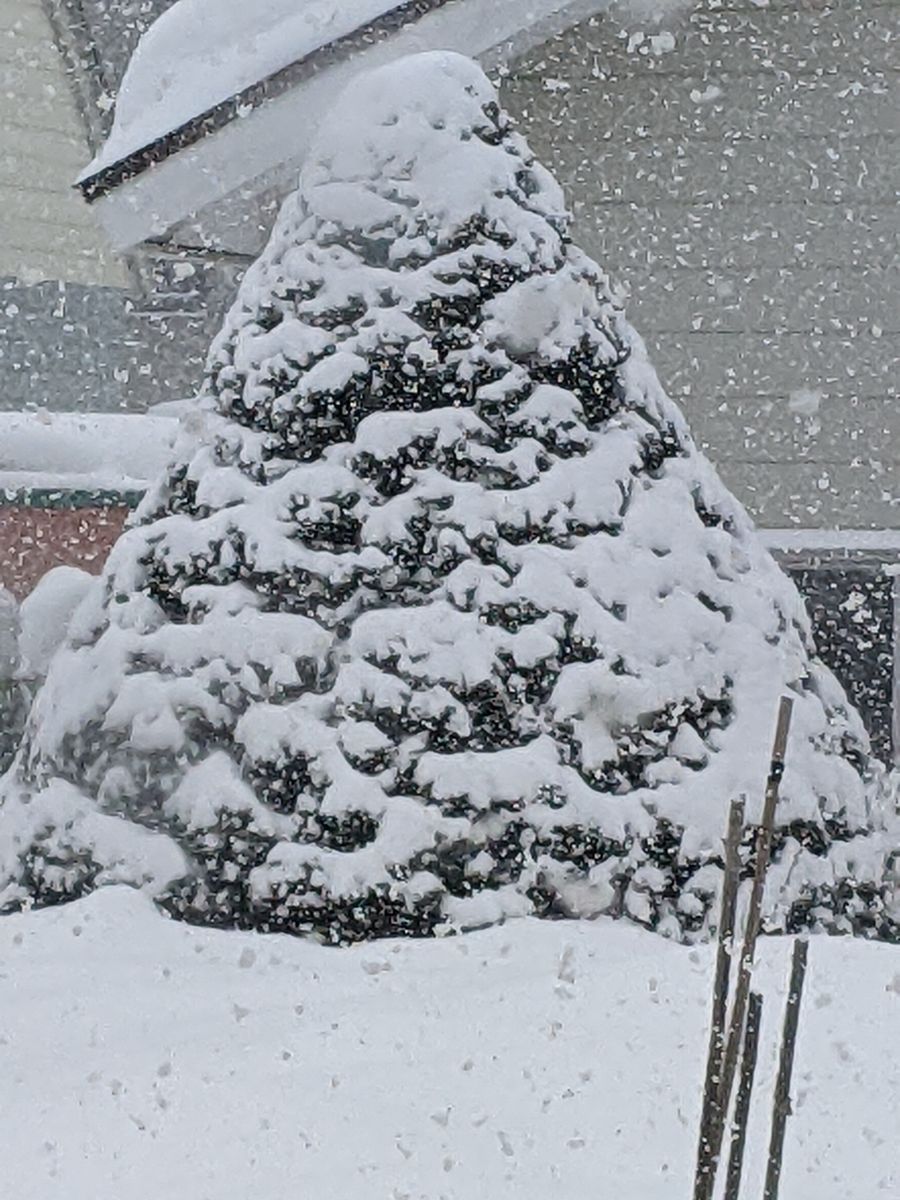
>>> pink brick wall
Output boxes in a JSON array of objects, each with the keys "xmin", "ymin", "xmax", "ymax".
[{"xmin": 0, "ymin": 506, "xmax": 128, "ymax": 600}]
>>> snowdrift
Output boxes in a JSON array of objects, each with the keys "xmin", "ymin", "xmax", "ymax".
[{"xmin": 0, "ymin": 887, "xmax": 896, "ymax": 1200}]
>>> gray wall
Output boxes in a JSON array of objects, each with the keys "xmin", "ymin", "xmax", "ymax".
[
  {"xmin": 0, "ymin": 254, "xmax": 242, "ymax": 412},
  {"xmin": 500, "ymin": 0, "xmax": 899, "ymax": 530},
  {"xmin": 0, "ymin": 0, "xmax": 214, "ymax": 412}
]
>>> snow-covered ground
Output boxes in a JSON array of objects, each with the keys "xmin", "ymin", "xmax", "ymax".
[{"xmin": 1, "ymin": 888, "xmax": 896, "ymax": 1199}]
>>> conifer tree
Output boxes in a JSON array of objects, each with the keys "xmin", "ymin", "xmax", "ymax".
[{"xmin": 0, "ymin": 53, "xmax": 895, "ymax": 941}]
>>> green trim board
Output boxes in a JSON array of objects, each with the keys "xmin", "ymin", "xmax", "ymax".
[{"xmin": 0, "ymin": 487, "xmax": 144, "ymax": 510}]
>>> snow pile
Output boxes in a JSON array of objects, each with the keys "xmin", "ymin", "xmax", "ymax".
[
  {"xmin": 0, "ymin": 411, "xmax": 180, "ymax": 494},
  {"xmin": 90, "ymin": 0, "xmax": 408, "ymax": 172},
  {"xmin": 17, "ymin": 567, "xmax": 95, "ymax": 679},
  {"xmin": 2, "ymin": 52, "xmax": 896, "ymax": 942},
  {"xmin": 0, "ymin": 888, "xmax": 897, "ymax": 1200}
]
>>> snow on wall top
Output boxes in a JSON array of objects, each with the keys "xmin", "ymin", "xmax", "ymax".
[
  {"xmin": 89, "ymin": 0, "xmax": 409, "ymax": 174},
  {"xmin": 0, "ymin": 412, "xmax": 180, "ymax": 494}
]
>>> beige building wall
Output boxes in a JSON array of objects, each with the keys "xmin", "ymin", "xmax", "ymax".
[
  {"xmin": 502, "ymin": 0, "xmax": 899, "ymax": 531},
  {"xmin": 0, "ymin": 0, "xmax": 127, "ymax": 287}
]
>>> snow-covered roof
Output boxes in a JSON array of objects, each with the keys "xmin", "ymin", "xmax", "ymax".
[
  {"xmin": 79, "ymin": 0, "xmax": 610, "ymax": 248},
  {"xmin": 0, "ymin": 411, "xmax": 180, "ymax": 499},
  {"xmin": 87, "ymin": 0, "xmax": 411, "ymax": 176}
]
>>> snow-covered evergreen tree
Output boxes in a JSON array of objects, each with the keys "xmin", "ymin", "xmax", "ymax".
[{"xmin": 0, "ymin": 53, "xmax": 895, "ymax": 941}]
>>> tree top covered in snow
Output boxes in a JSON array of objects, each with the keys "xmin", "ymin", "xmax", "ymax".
[{"xmin": 6, "ymin": 52, "xmax": 897, "ymax": 943}]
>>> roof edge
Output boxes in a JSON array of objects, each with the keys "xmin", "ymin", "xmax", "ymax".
[{"xmin": 79, "ymin": 0, "xmax": 459, "ymax": 201}]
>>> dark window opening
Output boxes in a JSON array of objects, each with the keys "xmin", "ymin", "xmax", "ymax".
[{"xmin": 789, "ymin": 564, "xmax": 896, "ymax": 765}]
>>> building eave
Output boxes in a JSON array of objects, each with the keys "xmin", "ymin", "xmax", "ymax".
[
  {"xmin": 78, "ymin": 0, "xmax": 460, "ymax": 202},
  {"xmin": 78, "ymin": 0, "xmax": 609, "ymax": 250}
]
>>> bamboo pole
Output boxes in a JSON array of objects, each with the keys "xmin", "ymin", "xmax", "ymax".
[
  {"xmin": 723, "ymin": 990, "xmax": 763, "ymax": 1200},
  {"xmin": 763, "ymin": 939, "xmax": 809, "ymax": 1199},
  {"xmin": 694, "ymin": 795, "xmax": 746, "ymax": 1200},
  {"xmin": 705, "ymin": 695, "xmax": 794, "ymax": 1185}
]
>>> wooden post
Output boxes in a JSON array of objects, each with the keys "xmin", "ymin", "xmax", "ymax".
[
  {"xmin": 723, "ymin": 990, "xmax": 763, "ymax": 1200},
  {"xmin": 694, "ymin": 796, "xmax": 746, "ymax": 1200},
  {"xmin": 763, "ymin": 939, "xmax": 809, "ymax": 1199},
  {"xmin": 705, "ymin": 696, "xmax": 794, "ymax": 1185}
]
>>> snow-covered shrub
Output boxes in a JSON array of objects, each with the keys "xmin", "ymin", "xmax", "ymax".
[
  {"xmin": 17, "ymin": 566, "xmax": 95, "ymax": 681},
  {"xmin": 0, "ymin": 570, "xmax": 95, "ymax": 775},
  {"xmin": 0, "ymin": 53, "xmax": 895, "ymax": 940}
]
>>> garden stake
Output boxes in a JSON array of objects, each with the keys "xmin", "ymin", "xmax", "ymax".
[
  {"xmin": 694, "ymin": 795, "xmax": 746, "ymax": 1200},
  {"xmin": 724, "ymin": 990, "xmax": 763, "ymax": 1200},
  {"xmin": 763, "ymin": 939, "xmax": 809, "ymax": 1199},
  {"xmin": 705, "ymin": 696, "xmax": 794, "ymax": 1191}
]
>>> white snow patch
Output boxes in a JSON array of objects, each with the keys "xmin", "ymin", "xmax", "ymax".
[
  {"xmin": 788, "ymin": 388, "xmax": 823, "ymax": 418},
  {"xmin": 0, "ymin": 888, "xmax": 897, "ymax": 1200},
  {"xmin": 649, "ymin": 30, "xmax": 676, "ymax": 54},
  {"xmin": 761, "ymin": 528, "xmax": 900, "ymax": 554},
  {"xmin": 690, "ymin": 84, "xmax": 722, "ymax": 104}
]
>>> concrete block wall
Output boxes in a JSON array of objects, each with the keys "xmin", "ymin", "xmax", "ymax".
[{"xmin": 0, "ymin": 254, "xmax": 241, "ymax": 412}]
